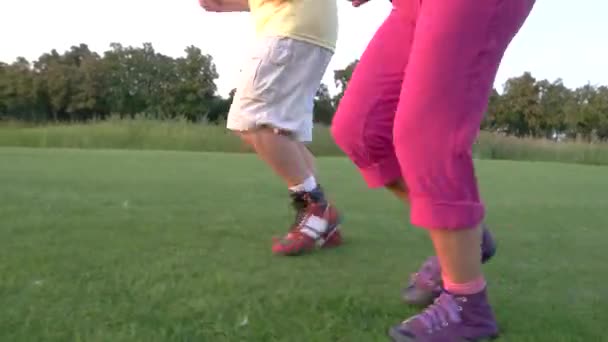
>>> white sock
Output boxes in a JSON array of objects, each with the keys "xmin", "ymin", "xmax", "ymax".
[{"xmin": 289, "ymin": 176, "xmax": 317, "ymax": 193}]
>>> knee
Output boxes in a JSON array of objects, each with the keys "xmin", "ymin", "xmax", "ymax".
[
  {"xmin": 233, "ymin": 130, "xmax": 256, "ymax": 149},
  {"xmin": 393, "ymin": 122, "xmax": 446, "ymax": 176}
]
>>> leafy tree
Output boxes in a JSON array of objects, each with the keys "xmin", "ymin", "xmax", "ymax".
[
  {"xmin": 313, "ymin": 83, "xmax": 334, "ymax": 125},
  {"xmin": 3, "ymin": 48, "xmax": 608, "ymax": 141},
  {"xmin": 333, "ymin": 60, "xmax": 358, "ymax": 107}
]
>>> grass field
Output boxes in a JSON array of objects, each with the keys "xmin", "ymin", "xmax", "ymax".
[
  {"xmin": 0, "ymin": 147, "xmax": 605, "ymax": 341},
  {"xmin": 3, "ymin": 118, "xmax": 608, "ymax": 166}
]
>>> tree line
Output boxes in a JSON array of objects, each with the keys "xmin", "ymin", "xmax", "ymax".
[{"xmin": 2, "ymin": 43, "xmax": 608, "ymax": 141}]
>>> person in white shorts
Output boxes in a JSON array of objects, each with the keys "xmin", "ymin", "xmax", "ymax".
[{"xmin": 199, "ymin": 0, "xmax": 343, "ymax": 256}]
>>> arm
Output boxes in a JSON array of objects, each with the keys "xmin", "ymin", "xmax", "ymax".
[{"xmin": 199, "ymin": 0, "xmax": 249, "ymax": 12}]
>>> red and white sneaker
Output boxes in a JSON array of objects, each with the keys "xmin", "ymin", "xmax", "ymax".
[{"xmin": 272, "ymin": 186, "xmax": 342, "ymax": 256}]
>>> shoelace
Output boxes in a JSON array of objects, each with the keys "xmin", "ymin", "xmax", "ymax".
[
  {"xmin": 404, "ymin": 293, "xmax": 463, "ymax": 333},
  {"xmin": 410, "ymin": 258, "xmax": 442, "ymax": 290},
  {"xmin": 285, "ymin": 192, "xmax": 328, "ymax": 241},
  {"xmin": 281, "ymin": 194, "xmax": 316, "ymax": 243},
  {"xmin": 289, "ymin": 194, "xmax": 308, "ymax": 231}
]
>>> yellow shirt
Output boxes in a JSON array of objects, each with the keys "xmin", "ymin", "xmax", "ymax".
[{"xmin": 248, "ymin": 0, "xmax": 338, "ymax": 52}]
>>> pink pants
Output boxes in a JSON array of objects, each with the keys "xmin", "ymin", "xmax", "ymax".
[{"xmin": 331, "ymin": 0, "xmax": 535, "ymax": 230}]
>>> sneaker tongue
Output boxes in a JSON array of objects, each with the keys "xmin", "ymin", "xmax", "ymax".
[
  {"xmin": 307, "ymin": 187, "xmax": 326, "ymax": 203},
  {"xmin": 289, "ymin": 187, "xmax": 328, "ymax": 231},
  {"xmin": 290, "ymin": 191, "xmax": 307, "ymax": 205}
]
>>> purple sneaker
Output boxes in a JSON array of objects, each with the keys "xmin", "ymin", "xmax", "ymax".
[
  {"xmin": 401, "ymin": 225, "xmax": 496, "ymax": 307},
  {"xmin": 389, "ymin": 289, "xmax": 499, "ymax": 342}
]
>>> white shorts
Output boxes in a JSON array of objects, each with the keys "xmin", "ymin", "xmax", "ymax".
[{"xmin": 226, "ymin": 36, "xmax": 333, "ymax": 142}]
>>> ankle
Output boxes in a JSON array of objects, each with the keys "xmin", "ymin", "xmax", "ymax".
[
  {"xmin": 288, "ymin": 175, "xmax": 317, "ymax": 193},
  {"xmin": 443, "ymin": 275, "xmax": 486, "ymax": 295}
]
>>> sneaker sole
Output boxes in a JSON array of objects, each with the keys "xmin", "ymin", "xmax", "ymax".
[
  {"xmin": 273, "ymin": 223, "xmax": 342, "ymax": 256},
  {"xmin": 388, "ymin": 327, "xmax": 499, "ymax": 342}
]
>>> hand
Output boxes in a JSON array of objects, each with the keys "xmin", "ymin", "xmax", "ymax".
[
  {"xmin": 199, "ymin": 0, "xmax": 249, "ymax": 12},
  {"xmin": 199, "ymin": 0, "xmax": 224, "ymax": 12},
  {"xmin": 350, "ymin": 0, "xmax": 370, "ymax": 7}
]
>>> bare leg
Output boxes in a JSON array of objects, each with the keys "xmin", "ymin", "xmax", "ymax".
[
  {"xmin": 297, "ymin": 143, "xmax": 317, "ymax": 179},
  {"xmin": 429, "ymin": 226, "xmax": 482, "ymax": 284},
  {"xmin": 386, "ymin": 179, "xmax": 408, "ymax": 202},
  {"xmin": 240, "ymin": 129, "xmax": 311, "ymax": 187}
]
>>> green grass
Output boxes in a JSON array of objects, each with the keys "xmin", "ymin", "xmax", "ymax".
[
  {"xmin": 0, "ymin": 147, "xmax": 605, "ymax": 341},
  {"xmin": 2, "ymin": 118, "xmax": 608, "ymax": 165}
]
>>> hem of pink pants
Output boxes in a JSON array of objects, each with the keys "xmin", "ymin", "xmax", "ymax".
[
  {"xmin": 359, "ymin": 157, "xmax": 403, "ymax": 188},
  {"xmin": 410, "ymin": 198, "xmax": 485, "ymax": 230}
]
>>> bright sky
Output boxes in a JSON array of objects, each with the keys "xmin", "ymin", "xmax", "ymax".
[{"xmin": 1, "ymin": 0, "xmax": 606, "ymax": 96}]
